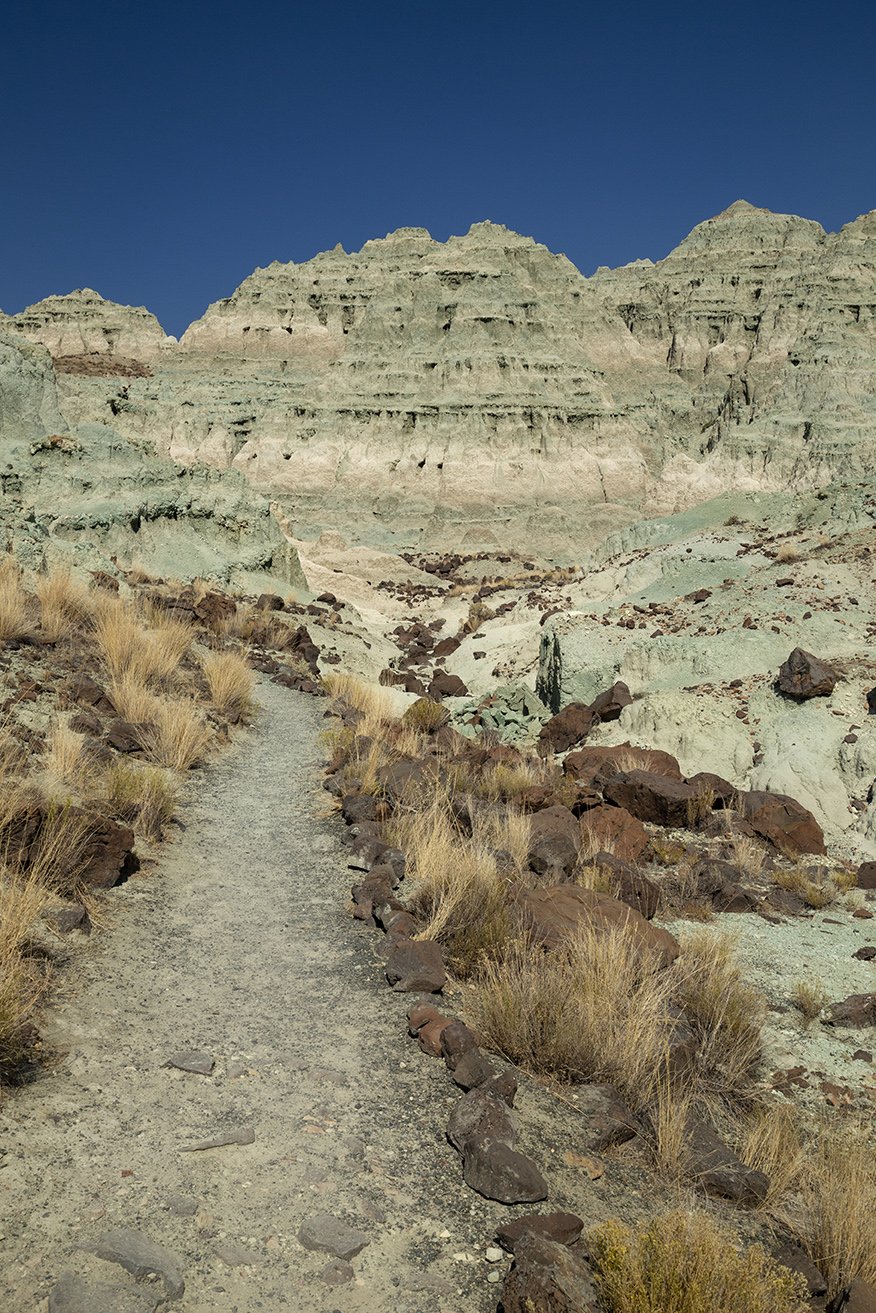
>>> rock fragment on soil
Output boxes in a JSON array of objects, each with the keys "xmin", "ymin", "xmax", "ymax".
[
  {"xmin": 49, "ymin": 1272, "xmax": 160, "ymax": 1313},
  {"xmin": 180, "ymin": 1123, "xmax": 255, "ymax": 1151},
  {"xmin": 164, "ymin": 1050, "xmax": 214, "ymax": 1075},
  {"xmin": 86, "ymin": 1227, "xmax": 185, "ymax": 1298},
  {"xmin": 298, "ymin": 1214, "xmax": 370, "ymax": 1260}
]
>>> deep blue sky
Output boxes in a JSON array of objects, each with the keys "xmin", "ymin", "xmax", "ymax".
[{"xmin": 3, "ymin": 0, "xmax": 874, "ymax": 337}]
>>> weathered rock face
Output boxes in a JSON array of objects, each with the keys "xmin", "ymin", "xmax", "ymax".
[
  {"xmin": 0, "ymin": 331, "xmax": 303, "ymax": 588},
  {"xmin": 10, "ymin": 204, "xmax": 876, "ymax": 549}
]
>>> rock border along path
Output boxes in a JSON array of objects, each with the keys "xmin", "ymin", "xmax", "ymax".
[{"xmin": 0, "ymin": 681, "xmax": 513, "ymax": 1312}]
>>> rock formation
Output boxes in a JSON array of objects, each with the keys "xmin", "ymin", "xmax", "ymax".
[{"xmin": 5, "ymin": 202, "xmax": 876, "ymax": 550}]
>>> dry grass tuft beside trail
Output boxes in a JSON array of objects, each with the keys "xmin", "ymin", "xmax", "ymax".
[
  {"xmin": 470, "ymin": 928, "xmax": 673, "ymax": 1102},
  {"xmin": 393, "ymin": 798, "xmax": 515, "ymax": 976},
  {"xmin": 588, "ymin": 1209, "xmax": 808, "ymax": 1313},
  {"xmin": 104, "ymin": 762, "xmax": 178, "ymax": 839},
  {"xmin": 200, "ymin": 650, "xmax": 254, "ymax": 718},
  {"xmin": 141, "ymin": 700, "xmax": 211, "ymax": 772},
  {"xmin": 324, "ymin": 672, "xmax": 396, "ymax": 724}
]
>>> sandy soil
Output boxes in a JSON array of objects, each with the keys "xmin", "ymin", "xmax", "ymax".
[{"xmin": 0, "ymin": 682, "xmax": 519, "ymax": 1312}]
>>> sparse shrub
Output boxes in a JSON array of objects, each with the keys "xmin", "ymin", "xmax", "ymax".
[
  {"xmin": 775, "ymin": 542, "xmax": 804, "ymax": 564},
  {"xmin": 200, "ymin": 650, "xmax": 254, "ymax": 718},
  {"xmin": 36, "ymin": 568, "xmax": 93, "ymax": 642},
  {"xmin": 469, "ymin": 927, "xmax": 672, "ymax": 1102},
  {"xmin": 401, "ymin": 697, "xmax": 448, "ymax": 733},
  {"xmin": 792, "ymin": 1122, "xmax": 876, "ymax": 1297},
  {"xmin": 396, "ymin": 800, "xmax": 514, "ymax": 976},
  {"xmin": 104, "ymin": 762, "xmax": 178, "ymax": 839},
  {"xmin": 672, "ymin": 930, "xmax": 764, "ymax": 1106},
  {"xmin": 729, "ymin": 832, "xmax": 767, "ymax": 879},
  {"xmin": 477, "ymin": 761, "xmax": 539, "ymax": 802},
  {"xmin": 774, "ymin": 865, "xmax": 837, "ymax": 909},
  {"xmin": 141, "ymin": 700, "xmax": 211, "ymax": 771},
  {"xmin": 588, "ymin": 1209, "xmax": 808, "ymax": 1313},
  {"xmin": 790, "ymin": 978, "xmax": 828, "ymax": 1023},
  {"xmin": 0, "ymin": 559, "xmax": 30, "ymax": 643}
]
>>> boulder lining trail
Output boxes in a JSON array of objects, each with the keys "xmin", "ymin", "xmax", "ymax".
[{"xmin": 0, "ymin": 681, "xmax": 501, "ymax": 1311}]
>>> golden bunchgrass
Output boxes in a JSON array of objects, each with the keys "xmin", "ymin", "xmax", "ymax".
[
  {"xmin": 140, "ymin": 700, "xmax": 211, "ymax": 771},
  {"xmin": 0, "ymin": 559, "xmax": 30, "ymax": 643},
  {"xmin": 200, "ymin": 650, "xmax": 254, "ymax": 717}
]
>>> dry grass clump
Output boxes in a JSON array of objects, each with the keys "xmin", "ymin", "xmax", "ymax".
[
  {"xmin": 323, "ymin": 673, "xmax": 396, "ymax": 724},
  {"xmin": 95, "ymin": 602, "xmax": 191, "ymax": 686},
  {"xmin": 0, "ymin": 559, "xmax": 30, "ymax": 643},
  {"xmin": 395, "ymin": 799, "xmax": 513, "ymax": 976},
  {"xmin": 107, "ymin": 673, "xmax": 161, "ymax": 725},
  {"xmin": 472, "ymin": 805, "xmax": 531, "ymax": 872},
  {"xmin": 729, "ymin": 832, "xmax": 768, "ymax": 879},
  {"xmin": 401, "ymin": 697, "xmax": 448, "ymax": 733},
  {"xmin": 790, "ymin": 978, "xmax": 828, "ymax": 1023},
  {"xmin": 42, "ymin": 720, "xmax": 90, "ymax": 795},
  {"xmin": 774, "ymin": 542, "xmax": 804, "ymax": 564},
  {"xmin": 36, "ymin": 568, "xmax": 94, "ymax": 642},
  {"xmin": 588, "ymin": 1209, "xmax": 808, "ymax": 1313},
  {"xmin": 737, "ymin": 1101, "xmax": 806, "ymax": 1207},
  {"xmin": 0, "ymin": 871, "xmax": 51, "ymax": 1079},
  {"xmin": 477, "ymin": 760, "xmax": 540, "ymax": 802},
  {"xmin": 140, "ymin": 700, "xmax": 211, "ymax": 771},
  {"xmin": 104, "ymin": 762, "xmax": 177, "ymax": 839},
  {"xmin": 469, "ymin": 928, "xmax": 672, "ymax": 1101},
  {"xmin": 773, "ymin": 864, "xmax": 838, "ymax": 909},
  {"xmin": 791, "ymin": 1123, "xmax": 876, "ymax": 1298},
  {"xmin": 671, "ymin": 930, "xmax": 765, "ymax": 1106},
  {"xmin": 200, "ymin": 650, "xmax": 254, "ymax": 718}
]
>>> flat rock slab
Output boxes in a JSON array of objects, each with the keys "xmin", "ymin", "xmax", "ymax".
[
  {"xmin": 384, "ymin": 938, "xmax": 446, "ymax": 992},
  {"xmin": 462, "ymin": 1135, "xmax": 549, "ymax": 1204},
  {"xmin": 164, "ymin": 1050, "xmax": 214, "ymax": 1075},
  {"xmin": 298, "ymin": 1214, "xmax": 370, "ymax": 1260},
  {"xmin": 49, "ymin": 1272, "xmax": 161, "ymax": 1313},
  {"xmin": 86, "ymin": 1227, "xmax": 185, "ymax": 1299},
  {"xmin": 216, "ymin": 1240, "xmax": 262, "ymax": 1266},
  {"xmin": 180, "ymin": 1124, "xmax": 255, "ymax": 1151}
]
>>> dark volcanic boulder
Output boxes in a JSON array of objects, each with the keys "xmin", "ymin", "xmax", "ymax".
[
  {"xmin": 521, "ymin": 886, "xmax": 679, "ymax": 966},
  {"xmin": 777, "ymin": 647, "xmax": 837, "ymax": 700},
  {"xmin": 603, "ymin": 770, "xmax": 701, "ymax": 828},
  {"xmin": 537, "ymin": 702, "xmax": 595, "ymax": 755},
  {"xmin": 579, "ymin": 804, "xmax": 649, "ymax": 863},
  {"xmin": 738, "ymin": 790, "xmax": 825, "ymax": 856},
  {"xmin": 527, "ymin": 805, "xmax": 580, "ymax": 876},
  {"xmin": 563, "ymin": 743, "xmax": 683, "ymax": 784},
  {"xmin": 501, "ymin": 1235, "xmax": 600, "ymax": 1313},
  {"xmin": 589, "ymin": 680, "xmax": 632, "ymax": 723}
]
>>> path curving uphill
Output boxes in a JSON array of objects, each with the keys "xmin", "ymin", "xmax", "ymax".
[{"xmin": 0, "ymin": 681, "xmax": 501, "ymax": 1312}]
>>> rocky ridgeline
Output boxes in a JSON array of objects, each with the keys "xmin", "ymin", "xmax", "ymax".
[{"xmin": 4, "ymin": 202, "xmax": 876, "ymax": 548}]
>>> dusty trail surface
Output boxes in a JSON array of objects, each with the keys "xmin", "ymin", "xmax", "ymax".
[{"xmin": 1, "ymin": 682, "xmax": 499, "ymax": 1312}]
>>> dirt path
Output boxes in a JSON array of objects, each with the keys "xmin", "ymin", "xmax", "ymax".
[{"xmin": 0, "ymin": 682, "xmax": 507, "ymax": 1312}]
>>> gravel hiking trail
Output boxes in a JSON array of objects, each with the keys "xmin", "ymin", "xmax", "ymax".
[{"xmin": 0, "ymin": 681, "xmax": 503, "ymax": 1312}]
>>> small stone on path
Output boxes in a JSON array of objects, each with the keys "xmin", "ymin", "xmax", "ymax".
[
  {"xmin": 298, "ymin": 1213, "xmax": 370, "ymax": 1260},
  {"xmin": 86, "ymin": 1226, "xmax": 185, "ymax": 1299},
  {"xmin": 216, "ymin": 1240, "xmax": 262, "ymax": 1266},
  {"xmin": 180, "ymin": 1124, "xmax": 255, "ymax": 1151},
  {"xmin": 320, "ymin": 1259, "xmax": 355, "ymax": 1285},
  {"xmin": 165, "ymin": 1050, "xmax": 214, "ymax": 1075},
  {"xmin": 49, "ymin": 1272, "xmax": 160, "ymax": 1313},
  {"xmin": 164, "ymin": 1194, "xmax": 198, "ymax": 1217}
]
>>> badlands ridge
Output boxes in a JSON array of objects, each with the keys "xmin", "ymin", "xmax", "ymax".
[{"xmin": 1, "ymin": 200, "xmax": 875, "ymax": 855}]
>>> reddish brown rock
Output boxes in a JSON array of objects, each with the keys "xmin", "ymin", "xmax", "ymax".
[
  {"xmin": 579, "ymin": 804, "xmax": 648, "ymax": 863},
  {"xmin": 858, "ymin": 861, "xmax": 876, "ymax": 890},
  {"xmin": 777, "ymin": 647, "xmax": 838, "ymax": 700},
  {"xmin": 537, "ymin": 703, "xmax": 595, "ymax": 755},
  {"xmin": 384, "ymin": 939, "xmax": 446, "ymax": 993},
  {"xmin": 501, "ymin": 1234, "xmax": 600, "ymax": 1313},
  {"xmin": 450, "ymin": 1048, "xmax": 496, "ymax": 1090},
  {"xmin": 193, "ymin": 591, "xmax": 237, "ymax": 627},
  {"xmin": 462, "ymin": 1137, "xmax": 549, "ymax": 1205},
  {"xmin": 684, "ymin": 1117, "xmax": 769, "ymax": 1205},
  {"xmin": 440, "ymin": 1020, "xmax": 479, "ymax": 1071},
  {"xmin": 428, "ymin": 671, "xmax": 468, "ymax": 699},
  {"xmin": 447, "ymin": 1088, "xmax": 516, "ymax": 1152},
  {"xmin": 577, "ymin": 1083, "xmax": 640, "ymax": 1151},
  {"xmin": 563, "ymin": 743, "xmax": 682, "ymax": 784},
  {"xmin": 417, "ymin": 1018, "xmax": 451, "ymax": 1057},
  {"xmin": 589, "ymin": 681, "xmax": 632, "ymax": 723},
  {"xmin": 495, "ymin": 1212, "xmax": 584, "ymax": 1253},
  {"xmin": 827, "ymin": 994, "xmax": 876, "ymax": 1026},
  {"xmin": 521, "ymin": 886, "xmax": 679, "ymax": 966},
  {"xmin": 738, "ymin": 790, "xmax": 826, "ymax": 856},
  {"xmin": 603, "ymin": 770, "xmax": 701, "ymax": 828},
  {"xmin": 528, "ymin": 805, "xmax": 580, "ymax": 875}
]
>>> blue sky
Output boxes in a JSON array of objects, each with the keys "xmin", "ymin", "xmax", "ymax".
[{"xmin": 2, "ymin": 0, "xmax": 874, "ymax": 336}]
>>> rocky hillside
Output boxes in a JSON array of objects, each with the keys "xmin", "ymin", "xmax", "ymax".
[{"xmin": 4, "ymin": 201, "xmax": 876, "ymax": 550}]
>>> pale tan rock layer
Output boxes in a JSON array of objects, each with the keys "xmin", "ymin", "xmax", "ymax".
[{"xmin": 5, "ymin": 202, "xmax": 876, "ymax": 548}]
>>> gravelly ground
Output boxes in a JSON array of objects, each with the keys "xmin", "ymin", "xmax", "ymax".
[{"xmin": 0, "ymin": 681, "xmax": 542, "ymax": 1312}]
